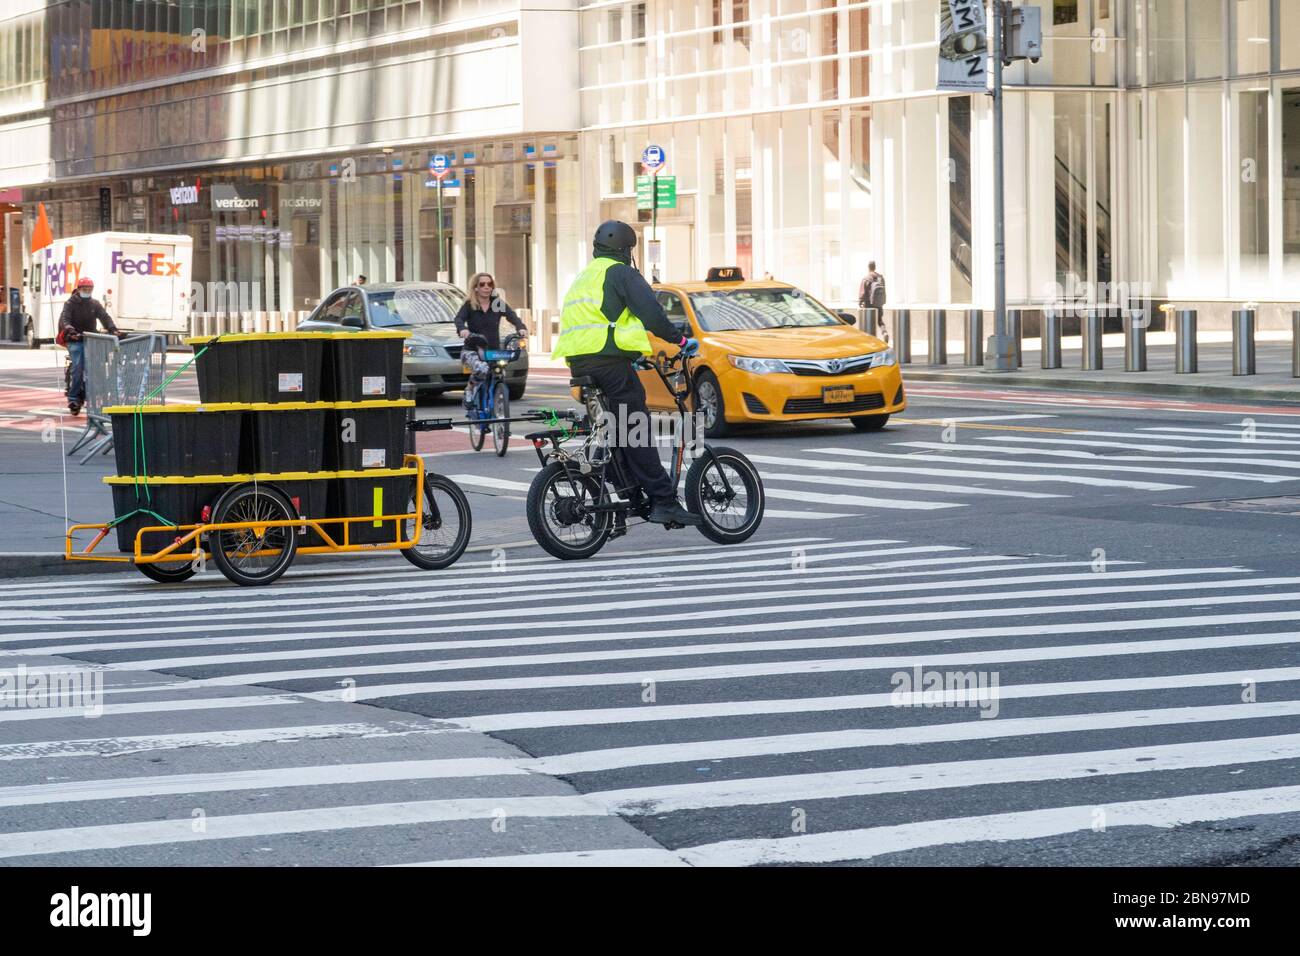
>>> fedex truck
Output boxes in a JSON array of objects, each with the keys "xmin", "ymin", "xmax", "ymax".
[{"xmin": 24, "ymin": 232, "xmax": 193, "ymax": 348}]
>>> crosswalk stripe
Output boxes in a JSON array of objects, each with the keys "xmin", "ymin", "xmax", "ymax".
[
  {"xmin": 763, "ymin": 509, "xmax": 855, "ymax": 520},
  {"xmin": 0, "ymin": 723, "xmax": 447, "ymax": 762},
  {"xmin": 579, "ymin": 733, "xmax": 1300, "ymax": 815},
  {"xmin": 447, "ymin": 474, "xmax": 534, "ymax": 493},
  {"xmin": 295, "ymin": 627, "xmax": 1300, "ymax": 700},
  {"xmin": 976, "ymin": 434, "xmax": 1300, "ymax": 458},
  {"xmin": 1142, "ymin": 426, "xmax": 1300, "ymax": 442},
  {"xmin": 676, "ymin": 785, "xmax": 1300, "ymax": 866},
  {"xmin": 800, "ymin": 449, "xmax": 1188, "ymax": 490},
  {"xmin": 17, "ymin": 575, "xmax": 1292, "ymax": 646},
  {"xmin": 0, "ymin": 759, "xmax": 526, "ymax": 808},
  {"xmin": 528, "ymin": 700, "xmax": 1300, "ymax": 775},
  {"xmin": 451, "ymin": 666, "xmax": 1300, "ymax": 731},
  {"xmin": 887, "ymin": 443, "xmax": 1292, "ymax": 482},
  {"xmin": 0, "ymin": 694, "xmax": 301, "ymax": 724},
  {"xmin": 751, "ymin": 464, "xmax": 1065, "ymax": 499},
  {"xmin": 396, "ymin": 848, "xmax": 689, "ymax": 867},
  {"xmin": 108, "ymin": 569, "xmax": 1256, "ymax": 670},
  {"xmin": 763, "ymin": 487, "xmax": 960, "ymax": 510}
]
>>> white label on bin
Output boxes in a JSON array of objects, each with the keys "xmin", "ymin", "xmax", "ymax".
[
  {"xmin": 278, "ymin": 372, "xmax": 304, "ymax": 393},
  {"xmin": 361, "ymin": 448, "xmax": 386, "ymax": 468},
  {"xmin": 362, "ymin": 375, "xmax": 386, "ymax": 396}
]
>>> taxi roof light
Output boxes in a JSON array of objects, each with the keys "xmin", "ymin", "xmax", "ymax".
[{"xmin": 706, "ymin": 266, "xmax": 744, "ymax": 282}]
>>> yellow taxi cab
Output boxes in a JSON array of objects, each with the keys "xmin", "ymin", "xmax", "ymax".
[{"xmin": 642, "ymin": 267, "xmax": 904, "ymax": 436}]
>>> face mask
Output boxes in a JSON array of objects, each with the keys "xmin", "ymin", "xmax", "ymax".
[{"xmin": 79, "ymin": 291, "xmax": 90, "ymax": 298}]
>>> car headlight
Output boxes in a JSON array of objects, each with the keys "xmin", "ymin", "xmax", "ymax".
[
  {"xmin": 403, "ymin": 343, "xmax": 435, "ymax": 357},
  {"xmin": 729, "ymin": 355, "xmax": 792, "ymax": 374},
  {"xmin": 866, "ymin": 348, "xmax": 896, "ymax": 368}
]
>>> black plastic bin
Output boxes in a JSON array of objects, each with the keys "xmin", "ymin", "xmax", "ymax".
[
  {"xmin": 189, "ymin": 333, "xmax": 326, "ymax": 404},
  {"xmin": 106, "ymin": 405, "xmax": 244, "ymax": 478},
  {"xmin": 327, "ymin": 331, "xmax": 407, "ymax": 402},
  {"xmin": 323, "ymin": 400, "xmax": 412, "ymax": 471},
  {"xmin": 249, "ymin": 403, "xmax": 328, "ymax": 474},
  {"xmin": 329, "ymin": 468, "xmax": 417, "ymax": 545},
  {"xmin": 262, "ymin": 474, "xmax": 332, "ymax": 548},
  {"xmin": 108, "ymin": 478, "xmax": 228, "ymax": 554}
]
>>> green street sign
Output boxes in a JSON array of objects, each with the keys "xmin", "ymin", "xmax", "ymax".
[{"xmin": 636, "ymin": 174, "xmax": 678, "ymax": 210}]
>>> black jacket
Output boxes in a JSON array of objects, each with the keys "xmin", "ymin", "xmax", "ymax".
[
  {"xmin": 58, "ymin": 295, "xmax": 119, "ymax": 340},
  {"xmin": 452, "ymin": 296, "xmax": 526, "ymax": 349},
  {"xmin": 581, "ymin": 242, "xmax": 684, "ymax": 360}
]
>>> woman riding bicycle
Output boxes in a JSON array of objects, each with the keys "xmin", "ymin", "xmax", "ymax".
[{"xmin": 454, "ymin": 272, "xmax": 528, "ymax": 349}]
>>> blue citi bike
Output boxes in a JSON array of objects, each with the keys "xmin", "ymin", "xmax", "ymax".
[{"xmin": 464, "ymin": 332, "xmax": 524, "ymax": 457}]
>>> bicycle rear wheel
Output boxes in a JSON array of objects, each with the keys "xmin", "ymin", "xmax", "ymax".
[
  {"xmin": 208, "ymin": 483, "xmax": 298, "ymax": 586},
  {"xmin": 685, "ymin": 446, "xmax": 764, "ymax": 544},
  {"xmin": 402, "ymin": 474, "xmax": 472, "ymax": 570},
  {"xmin": 526, "ymin": 462, "xmax": 612, "ymax": 560},
  {"xmin": 492, "ymin": 382, "xmax": 510, "ymax": 457}
]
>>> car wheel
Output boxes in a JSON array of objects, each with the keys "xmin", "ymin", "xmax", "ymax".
[
  {"xmin": 508, "ymin": 380, "xmax": 526, "ymax": 401},
  {"xmin": 851, "ymin": 414, "xmax": 890, "ymax": 431},
  {"xmin": 693, "ymin": 369, "xmax": 729, "ymax": 438}
]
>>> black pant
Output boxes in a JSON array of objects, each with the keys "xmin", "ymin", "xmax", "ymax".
[{"xmin": 569, "ymin": 356, "xmax": 675, "ymax": 502}]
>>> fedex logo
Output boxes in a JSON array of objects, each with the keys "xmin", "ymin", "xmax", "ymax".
[
  {"xmin": 110, "ymin": 250, "xmax": 182, "ymax": 277},
  {"xmin": 44, "ymin": 245, "xmax": 84, "ymax": 295}
]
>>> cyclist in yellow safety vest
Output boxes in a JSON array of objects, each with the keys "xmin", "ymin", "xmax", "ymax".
[{"xmin": 553, "ymin": 220, "xmax": 702, "ymax": 527}]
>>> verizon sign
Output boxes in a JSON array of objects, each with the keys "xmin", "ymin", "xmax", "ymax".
[
  {"xmin": 169, "ymin": 181, "xmax": 200, "ymax": 205},
  {"xmin": 210, "ymin": 184, "xmax": 267, "ymax": 211}
]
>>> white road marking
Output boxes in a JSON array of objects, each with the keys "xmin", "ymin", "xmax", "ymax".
[
  {"xmin": 395, "ymin": 848, "xmax": 689, "ymax": 867},
  {"xmin": 756, "ymin": 466, "xmax": 1064, "ymax": 499}
]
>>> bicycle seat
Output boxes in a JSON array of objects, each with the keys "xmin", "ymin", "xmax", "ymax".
[{"xmin": 569, "ymin": 376, "xmax": 597, "ymax": 388}]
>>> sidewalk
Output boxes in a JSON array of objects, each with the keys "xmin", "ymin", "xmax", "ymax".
[{"xmin": 898, "ymin": 332, "xmax": 1300, "ymax": 404}]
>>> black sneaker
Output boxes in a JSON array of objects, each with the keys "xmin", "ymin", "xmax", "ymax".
[
  {"xmin": 67, "ymin": 402, "xmax": 82, "ymax": 417},
  {"xmin": 648, "ymin": 497, "xmax": 702, "ymax": 527}
]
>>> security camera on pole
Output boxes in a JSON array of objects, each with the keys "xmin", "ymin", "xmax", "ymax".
[{"xmin": 938, "ymin": 1, "xmax": 1042, "ymax": 372}]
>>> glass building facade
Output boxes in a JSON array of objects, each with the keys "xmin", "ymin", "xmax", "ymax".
[{"xmin": 2, "ymin": 1, "xmax": 1299, "ymax": 321}]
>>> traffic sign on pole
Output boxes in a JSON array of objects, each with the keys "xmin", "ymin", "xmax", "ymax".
[
  {"xmin": 641, "ymin": 144, "xmax": 666, "ymax": 172},
  {"xmin": 636, "ymin": 175, "xmax": 677, "ymax": 210},
  {"xmin": 429, "ymin": 154, "xmax": 451, "ymax": 180}
]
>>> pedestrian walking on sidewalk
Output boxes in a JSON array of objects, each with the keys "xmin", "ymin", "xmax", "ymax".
[
  {"xmin": 859, "ymin": 261, "xmax": 889, "ymax": 340},
  {"xmin": 58, "ymin": 276, "xmax": 122, "ymax": 416}
]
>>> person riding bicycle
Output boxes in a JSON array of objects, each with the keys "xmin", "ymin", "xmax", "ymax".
[
  {"xmin": 552, "ymin": 220, "xmax": 702, "ymax": 528},
  {"xmin": 454, "ymin": 272, "xmax": 528, "ymax": 349},
  {"xmin": 460, "ymin": 332, "xmax": 493, "ymax": 411},
  {"xmin": 59, "ymin": 276, "xmax": 123, "ymax": 416}
]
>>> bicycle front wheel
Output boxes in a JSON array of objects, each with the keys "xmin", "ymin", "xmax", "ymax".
[
  {"xmin": 492, "ymin": 382, "xmax": 510, "ymax": 457},
  {"xmin": 685, "ymin": 446, "xmax": 764, "ymax": 545},
  {"xmin": 402, "ymin": 474, "xmax": 472, "ymax": 570},
  {"xmin": 466, "ymin": 397, "xmax": 486, "ymax": 451}
]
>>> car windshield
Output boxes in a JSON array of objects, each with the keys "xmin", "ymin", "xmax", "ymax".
[
  {"xmin": 687, "ymin": 289, "xmax": 842, "ymax": 332},
  {"xmin": 366, "ymin": 288, "xmax": 463, "ymax": 328}
]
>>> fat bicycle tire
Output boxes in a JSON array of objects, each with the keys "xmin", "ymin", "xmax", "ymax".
[
  {"xmin": 685, "ymin": 446, "xmax": 764, "ymax": 545},
  {"xmin": 526, "ymin": 462, "xmax": 612, "ymax": 560}
]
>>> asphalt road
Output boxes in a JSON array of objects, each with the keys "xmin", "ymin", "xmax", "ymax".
[{"xmin": 2, "ymin": 374, "xmax": 1300, "ymax": 866}]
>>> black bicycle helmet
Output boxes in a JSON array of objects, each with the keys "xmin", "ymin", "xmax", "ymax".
[{"xmin": 593, "ymin": 220, "xmax": 637, "ymax": 251}]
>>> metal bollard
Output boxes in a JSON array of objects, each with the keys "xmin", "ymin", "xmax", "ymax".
[
  {"xmin": 1123, "ymin": 308, "xmax": 1148, "ymax": 372},
  {"xmin": 964, "ymin": 309, "xmax": 983, "ymax": 366},
  {"xmin": 1082, "ymin": 307, "xmax": 1105, "ymax": 370},
  {"xmin": 1293, "ymin": 311, "xmax": 1300, "ymax": 378},
  {"xmin": 1174, "ymin": 308, "xmax": 1198, "ymax": 373},
  {"xmin": 928, "ymin": 309, "xmax": 947, "ymax": 365},
  {"xmin": 1009, "ymin": 311, "xmax": 1022, "ymax": 367},
  {"xmin": 1232, "ymin": 308, "xmax": 1256, "ymax": 376},
  {"xmin": 893, "ymin": 309, "xmax": 912, "ymax": 364},
  {"xmin": 861, "ymin": 306, "xmax": 881, "ymax": 336},
  {"xmin": 1041, "ymin": 309, "xmax": 1062, "ymax": 369}
]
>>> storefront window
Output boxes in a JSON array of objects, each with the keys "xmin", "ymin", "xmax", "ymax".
[
  {"xmin": 1283, "ymin": 1, "xmax": 1300, "ymax": 71},
  {"xmin": 1234, "ymin": 84, "xmax": 1270, "ymax": 290},
  {"xmin": 1153, "ymin": 88, "xmax": 1185, "ymax": 290},
  {"xmin": 1186, "ymin": 85, "xmax": 1225, "ymax": 291},
  {"xmin": 1281, "ymin": 87, "xmax": 1300, "ymax": 278},
  {"xmin": 1150, "ymin": 0, "xmax": 1186, "ymax": 84},
  {"xmin": 1232, "ymin": 0, "xmax": 1270, "ymax": 76},
  {"xmin": 1187, "ymin": 0, "xmax": 1224, "ymax": 80}
]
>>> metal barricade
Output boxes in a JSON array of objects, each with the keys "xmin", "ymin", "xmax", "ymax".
[{"xmin": 67, "ymin": 332, "xmax": 168, "ymax": 465}]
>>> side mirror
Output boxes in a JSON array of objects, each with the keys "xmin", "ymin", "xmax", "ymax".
[
  {"xmin": 341, "ymin": 315, "xmax": 364, "ymax": 329},
  {"xmin": 837, "ymin": 311, "xmax": 858, "ymax": 325}
]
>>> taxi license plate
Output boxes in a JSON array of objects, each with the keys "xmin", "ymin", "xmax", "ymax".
[{"xmin": 822, "ymin": 385, "xmax": 855, "ymax": 405}]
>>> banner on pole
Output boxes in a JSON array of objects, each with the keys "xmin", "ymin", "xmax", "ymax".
[{"xmin": 937, "ymin": 0, "xmax": 988, "ymax": 93}]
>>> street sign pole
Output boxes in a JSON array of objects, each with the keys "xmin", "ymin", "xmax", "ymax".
[
  {"xmin": 437, "ymin": 177, "xmax": 444, "ymax": 279},
  {"xmin": 985, "ymin": 0, "xmax": 1015, "ymax": 371}
]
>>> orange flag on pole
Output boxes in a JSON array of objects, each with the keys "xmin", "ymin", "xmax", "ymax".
[{"xmin": 31, "ymin": 202, "xmax": 52, "ymax": 252}]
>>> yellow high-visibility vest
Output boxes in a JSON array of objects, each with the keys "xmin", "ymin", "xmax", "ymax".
[{"xmin": 552, "ymin": 257, "xmax": 653, "ymax": 360}]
